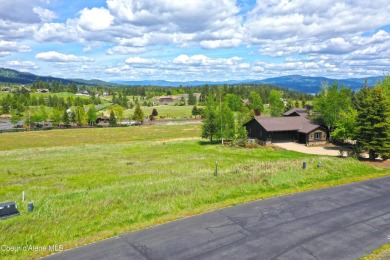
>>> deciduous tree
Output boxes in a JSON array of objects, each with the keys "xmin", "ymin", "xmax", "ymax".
[
  {"xmin": 269, "ymin": 90, "xmax": 284, "ymax": 117},
  {"xmin": 248, "ymin": 92, "xmax": 263, "ymax": 116}
]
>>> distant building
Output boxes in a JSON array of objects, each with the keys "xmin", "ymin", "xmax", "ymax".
[
  {"xmin": 76, "ymin": 90, "xmax": 90, "ymax": 96},
  {"xmin": 37, "ymin": 89, "xmax": 50, "ymax": 93},
  {"xmin": 159, "ymin": 97, "xmax": 174, "ymax": 103},
  {"xmin": 1, "ymin": 87, "xmax": 12, "ymax": 92}
]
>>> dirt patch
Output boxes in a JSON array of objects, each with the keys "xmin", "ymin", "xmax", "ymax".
[{"xmin": 359, "ymin": 158, "xmax": 390, "ymax": 168}]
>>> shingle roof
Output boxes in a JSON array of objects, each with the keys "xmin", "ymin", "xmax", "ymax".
[
  {"xmin": 283, "ymin": 108, "xmax": 308, "ymax": 116},
  {"xmin": 253, "ymin": 115, "xmax": 322, "ymax": 134}
]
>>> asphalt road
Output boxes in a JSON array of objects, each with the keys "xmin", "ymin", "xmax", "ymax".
[{"xmin": 46, "ymin": 176, "xmax": 390, "ymax": 260}]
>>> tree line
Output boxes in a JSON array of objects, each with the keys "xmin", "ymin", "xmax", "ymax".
[{"xmin": 312, "ymin": 76, "xmax": 390, "ymax": 160}]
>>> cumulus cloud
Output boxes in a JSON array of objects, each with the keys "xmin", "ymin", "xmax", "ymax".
[
  {"xmin": 78, "ymin": 7, "xmax": 114, "ymax": 31},
  {"xmin": 54, "ymin": 0, "xmax": 244, "ymax": 48},
  {"xmin": 246, "ymin": 0, "xmax": 390, "ymax": 41},
  {"xmin": 0, "ymin": 40, "xmax": 31, "ymax": 54},
  {"xmin": 35, "ymin": 51, "xmax": 95, "ymax": 62},
  {"xmin": 34, "ymin": 22, "xmax": 79, "ymax": 42},
  {"xmin": 106, "ymin": 0, "xmax": 240, "ymax": 32}
]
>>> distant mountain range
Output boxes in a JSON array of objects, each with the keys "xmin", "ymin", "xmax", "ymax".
[
  {"xmin": 0, "ymin": 68, "xmax": 116, "ymax": 87},
  {"xmin": 0, "ymin": 67, "xmax": 384, "ymax": 93},
  {"xmin": 111, "ymin": 75, "xmax": 383, "ymax": 93}
]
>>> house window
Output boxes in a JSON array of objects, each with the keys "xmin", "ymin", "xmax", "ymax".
[{"xmin": 314, "ymin": 132, "xmax": 322, "ymax": 140}]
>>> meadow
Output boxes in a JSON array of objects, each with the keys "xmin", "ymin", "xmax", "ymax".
[
  {"xmin": 124, "ymin": 105, "xmax": 202, "ymax": 119},
  {"xmin": 0, "ymin": 124, "xmax": 388, "ymax": 259}
]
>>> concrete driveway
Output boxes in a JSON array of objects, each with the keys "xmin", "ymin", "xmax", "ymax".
[
  {"xmin": 273, "ymin": 142, "xmax": 350, "ymax": 156},
  {"xmin": 45, "ymin": 176, "xmax": 390, "ymax": 260}
]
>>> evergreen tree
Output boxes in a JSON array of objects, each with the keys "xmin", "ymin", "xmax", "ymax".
[
  {"xmin": 132, "ymin": 102, "xmax": 144, "ymax": 123},
  {"xmin": 109, "ymin": 110, "xmax": 117, "ymax": 126},
  {"xmin": 192, "ymin": 106, "xmax": 199, "ymax": 118},
  {"xmin": 188, "ymin": 92, "xmax": 196, "ymax": 105},
  {"xmin": 152, "ymin": 108, "xmax": 158, "ymax": 117},
  {"xmin": 355, "ymin": 86, "xmax": 390, "ymax": 160},
  {"xmin": 201, "ymin": 96, "xmax": 218, "ymax": 143}
]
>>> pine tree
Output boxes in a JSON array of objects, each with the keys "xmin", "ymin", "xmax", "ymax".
[
  {"xmin": 109, "ymin": 110, "xmax": 117, "ymax": 126},
  {"xmin": 188, "ymin": 92, "xmax": 196, "ymax": 105},
  {"xmin": 192, "ymin": 106, "xmax": 199, "ymax": 118},
  {"xmin": 132, "ymin": 102, "xmax": 144, "ymax": 123},
  {"xmin": 152, "ymin": 108, "xmax": 158, "ymax": 117},
  {"xmin": 355, "ymin": 86, "xmax": 390, "ymax": 160},
  {"xmin": 201, "ymin": 96, "xmax": 218, "ymax": 143}
]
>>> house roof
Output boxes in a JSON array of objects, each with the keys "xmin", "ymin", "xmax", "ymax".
[
  {"xmin": 252, "ymin": 115, "xmax": 322, "ymax": 134},
  {"xmin": 283, "ymin": 108, "xmax": 308, "ymax": 116}
]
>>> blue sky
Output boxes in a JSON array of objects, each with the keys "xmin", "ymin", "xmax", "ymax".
[{"xmin": 0, "ymin": 0, "xmax": 389, "ymax": 81}]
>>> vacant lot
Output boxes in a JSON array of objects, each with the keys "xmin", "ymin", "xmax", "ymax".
[
  {"xmin": 0, "ymin": 124, "xmax": 388, "ymax": 259},
  {"xmin": 124, "ymin": 105, "xmax": 201, "ymax": 119}
]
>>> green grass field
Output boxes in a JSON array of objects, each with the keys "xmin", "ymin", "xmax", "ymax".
[
  {"xmin": 0, "ymin": 125, "xmax": 388, "ymax": 259},
  {"xmin": 0, "ymin": 91, "xmax": 11, "ymax": 99},
  {"xmin": 30, "ymin": 92, "xmax": 91, "ymax": 99},
  {"xmin": 124, "ymin": 105, "xmax": 202, "ymax": 119}
]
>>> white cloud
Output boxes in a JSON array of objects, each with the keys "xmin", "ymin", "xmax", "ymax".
[
  {"xmin": 173, "ymin": 54, "xmax": 242, "ymax": 67},
  {"xmin": 125, "ymin": 56, "xmax": 157, "ymax": 65},
  {"xmin": 78, "ymin": 7, "xmax": 114, "ymax": 31},
  {"xmin": 0, "ymin": 40, "xmax": 31, "ymax": 54},
  {"xmin": 246, "ymin": 0, "xmax": 390, "ymax": 41},
  {"xmin": 35, "ymin": 51, "xmax": 95, "ymax": 62},
  {"xmin": 33, "ymin": 7, "xmax": 57, "ymax": 22},
  {"xmin": 107, "ymin": 46, "xmax": 147, "ymax": 55},
  {"xmin": 7, "ymin": 60, "xmax": 39, "ymax": 70},
  {"xmin": 34, "ymin": 22, "xmax": 79, "ymax": 42},
  {"xmin": 200, "ymin": 39, "xmax": 241, "ymax": 49}
]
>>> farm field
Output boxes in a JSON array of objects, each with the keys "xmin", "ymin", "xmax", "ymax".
[{"xmin": 0, "ymin": 124, "xmax": 388, "ymax": 259}]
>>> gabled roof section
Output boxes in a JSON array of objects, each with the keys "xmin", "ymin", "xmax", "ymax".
[{"xmin": 283, "ymin": 108, "xmax": 308, "ymax": 117}]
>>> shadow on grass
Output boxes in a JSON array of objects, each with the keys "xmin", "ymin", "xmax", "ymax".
[{"xmin": 198, "ymin": 140, "xmax": 223, "ymax": 146}]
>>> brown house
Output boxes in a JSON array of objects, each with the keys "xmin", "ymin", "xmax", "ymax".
[{"xmin": 244, "ymin": 108, "xmax": 327, "ymax": 146}]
